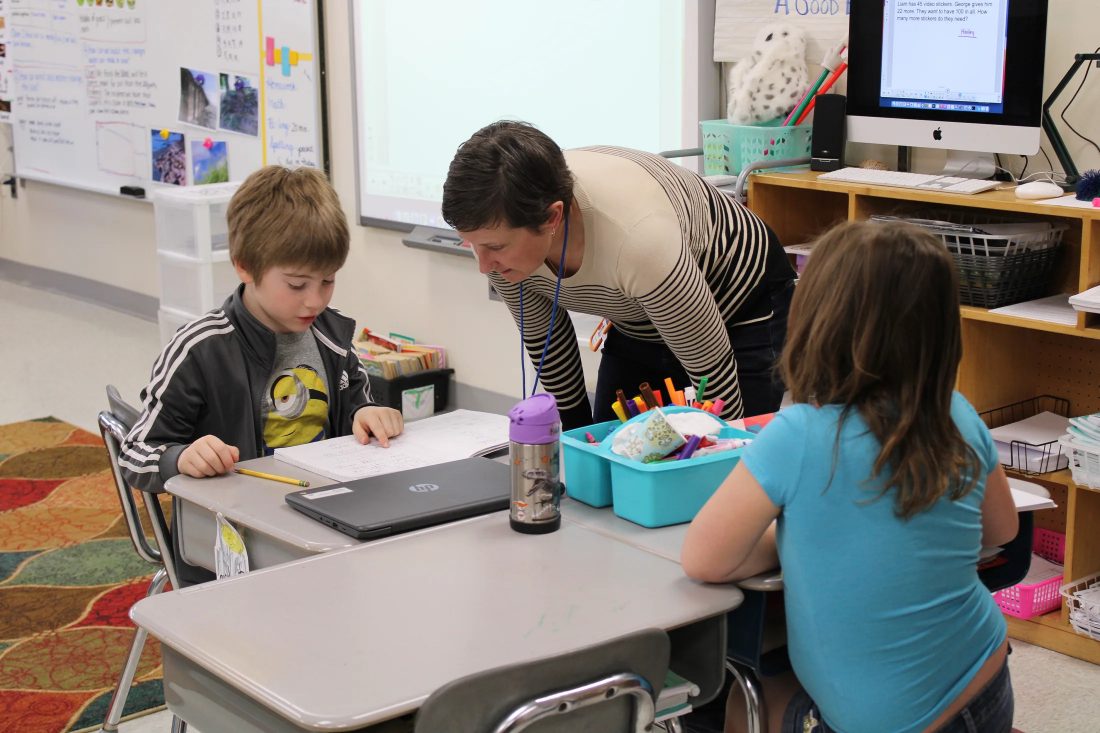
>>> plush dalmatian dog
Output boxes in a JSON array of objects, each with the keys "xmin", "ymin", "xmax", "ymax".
[{"xmin": 726, "ymin": 23, "xmax": 809, "ymax": 125}]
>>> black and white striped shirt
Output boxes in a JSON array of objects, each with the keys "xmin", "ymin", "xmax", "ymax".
[{"xmin": 488, "ymin": 146, "xmax": 791, "ymax": 422}]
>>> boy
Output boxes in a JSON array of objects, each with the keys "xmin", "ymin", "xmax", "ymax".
[{"xmin": 120, "ymin": 166, "xmax": 402, "ymax": 583}]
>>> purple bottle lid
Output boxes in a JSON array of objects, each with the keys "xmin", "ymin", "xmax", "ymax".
[{"xmin": 509, "ymin": 393, "xmax": 561, "ymax": 444}]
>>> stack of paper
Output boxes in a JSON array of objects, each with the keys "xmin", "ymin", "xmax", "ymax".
[
  {"xmin": 989, "ymin": 295, "xmax": 1077, "ymax": 327},
  {"xmin": 989, "ymin": 411, "xmax": 1069, "ymax": 473},
  {"xmin": 1069, "ymin": 284, "xmax": 1100, "ymax": 314},
  {"xmin": 274, "ymin": 410, "xmax": 509, "ymax": 482},
  {"xmin": 1007, "ymin": 478, "xmax": 1057, "ymax": 512},
  {"xmin": 1018, "ymin": 553, "xmax": 1064, "ymax": 586}
]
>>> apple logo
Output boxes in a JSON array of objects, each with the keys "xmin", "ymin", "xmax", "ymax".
[{"xmin": 933, "ymin": 127, "xmax": 943, "ymax": 141}]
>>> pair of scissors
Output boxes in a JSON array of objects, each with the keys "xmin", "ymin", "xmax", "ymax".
[{"xmin": 588, "ymin": 318, "xmax": 612, "ymax": 352}]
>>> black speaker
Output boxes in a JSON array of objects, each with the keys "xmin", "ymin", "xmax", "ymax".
[{"xmin": 810, "ymin": 94, "xmax": 846, "ymax": 172}]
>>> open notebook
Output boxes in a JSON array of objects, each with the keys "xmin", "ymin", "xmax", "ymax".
[{"xmin": 273, "ymin": 409, "xmax": 510, "ymax": 482}]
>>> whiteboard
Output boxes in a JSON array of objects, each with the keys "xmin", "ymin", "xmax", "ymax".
[
  {"xmin": 351, "ymin": 0, "xmax": 718, "ymax": 230},
  {"xmin": 6, "ymin": 0, "xmax": 325, "ymax": 198}
]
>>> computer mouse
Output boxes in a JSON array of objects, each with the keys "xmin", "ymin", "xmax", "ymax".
[{"xmin": 1014, "ymin": 181, "xmax": 1064, "ymax": 200}]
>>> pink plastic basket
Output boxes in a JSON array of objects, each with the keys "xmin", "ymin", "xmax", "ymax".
[{"xmin": 992, "ymin": 528, "xmax": 1066, "ymax": 619}]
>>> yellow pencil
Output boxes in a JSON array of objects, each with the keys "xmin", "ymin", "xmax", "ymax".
[{"xmin": 233, "ymin": 468, "xmax": 310, "ymax": 487}]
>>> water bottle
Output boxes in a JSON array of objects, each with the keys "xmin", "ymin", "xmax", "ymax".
[{"xmin": 508, "ymin": 393, "xmax": 562, "ymax": 534}]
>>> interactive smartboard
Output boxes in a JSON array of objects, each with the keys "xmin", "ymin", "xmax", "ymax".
[{"xmin": 5, "ymin": 0, "xmax": 326, "ymax": 198}]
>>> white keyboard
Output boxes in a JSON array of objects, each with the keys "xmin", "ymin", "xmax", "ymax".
[{"xmin": 817, "ymin": 167, "xmax": 1001, "ymax": 195}]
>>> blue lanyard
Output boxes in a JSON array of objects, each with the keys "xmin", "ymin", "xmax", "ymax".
[{"xmin": 520, "ymin": 211, "xmax": 569, "ymax": 399}]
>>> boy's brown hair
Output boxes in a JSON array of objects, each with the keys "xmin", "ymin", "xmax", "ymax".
[
  {"xmin": 228, "ymin": 166, "xmax": 349, "ymax": 282},
  {"xmin": 780, "ymin": 220, "xmax": 981, "ymax": 519}
]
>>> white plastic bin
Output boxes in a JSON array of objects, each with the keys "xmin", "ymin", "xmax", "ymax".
[
  {"xmin": 157, "ymin": 251, "xmax": 239, "ymax": 315},
  {"xmin": 152, "ymin": 183, "xmax": 239, "ymax": 260},
  {"xmin": 158, "ymin": 306, "xmax": 196, "ymax": 347}
]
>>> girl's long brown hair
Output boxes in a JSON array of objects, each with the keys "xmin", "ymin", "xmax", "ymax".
[{"xmin": 780, "ymin": 221, "xmax": 980, "ymax": 519}]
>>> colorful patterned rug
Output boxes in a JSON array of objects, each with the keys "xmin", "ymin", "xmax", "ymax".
[{"xmin": 0, "ymin": 418, "xmax": 166, "ymax": 733}]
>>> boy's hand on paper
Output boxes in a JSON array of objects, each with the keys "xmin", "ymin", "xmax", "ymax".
[
  {"xmin": 178, "ymin": 435, "xmax": 240, "ymax": 478},
  {"xmin": 353, "ymin": 406, "xmax": 405, "ymax": 447}
]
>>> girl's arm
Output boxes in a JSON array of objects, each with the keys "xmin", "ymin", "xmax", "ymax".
[{"xmin": 682, "ymin": 461, "xmax": 781, "ymax": 583}]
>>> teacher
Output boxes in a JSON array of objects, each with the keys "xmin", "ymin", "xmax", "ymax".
[{"xmin": 442, "ymin": 121, "xmax": 796, "ymax": 430}]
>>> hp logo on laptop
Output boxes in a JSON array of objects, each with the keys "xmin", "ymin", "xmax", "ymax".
[{"xmin": 408, "ymin": 483, "xmax": 440, "ymax": 493}]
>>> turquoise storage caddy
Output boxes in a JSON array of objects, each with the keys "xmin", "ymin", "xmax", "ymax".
[{"xmin": 561, "ymin": 407, "xmax": 753, "ymax": 527}]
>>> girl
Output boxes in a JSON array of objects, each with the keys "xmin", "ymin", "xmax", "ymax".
[{"xmin": 682, "ymin": 221, "xmax": 1018, "ymax": 732}]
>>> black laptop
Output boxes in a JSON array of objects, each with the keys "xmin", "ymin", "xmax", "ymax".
[{"xmin": 284, "ymin": 457, "xmax": 511, "ymax": 539}]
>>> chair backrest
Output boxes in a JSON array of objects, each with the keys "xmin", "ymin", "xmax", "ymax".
[
  {"xmin": 98, "ymin": 385, "xmax": 179, "ymax": 587},
  {"xmin": 414, "ymin": 628, "xmax": 669, "ymax": 733}
]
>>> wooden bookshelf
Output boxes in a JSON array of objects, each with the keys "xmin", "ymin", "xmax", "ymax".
[{"xmin": 748, "ymin": 171, "xmax": 1100, "ymax": 664}]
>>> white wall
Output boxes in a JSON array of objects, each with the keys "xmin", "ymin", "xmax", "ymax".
[{"xmin": 1, "ymin": 0, "xmax": 1096, "ymax": 400}]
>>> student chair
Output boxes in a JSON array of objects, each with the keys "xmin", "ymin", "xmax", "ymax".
[
  {"xmin": 414, "ymin": 628, "xmax": 671, "ymax": 733},
  {"xmin": 98, "ymin": 385, "xmax": 188, "ymax": 733}
]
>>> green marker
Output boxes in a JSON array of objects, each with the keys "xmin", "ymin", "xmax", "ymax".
[{"xmin": 696, "ymin": 376, "xmax": 709, "ymax": 404}]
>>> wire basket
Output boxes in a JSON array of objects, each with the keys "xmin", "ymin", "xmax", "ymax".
[
  {"xmin": 992, "ymin": 528, "xmax": 1065, "ymax": 619},
  {"xmin": 700, "ymin": 118, "xmax": 812, "ymax": 176},
  {"xmin": 979, "ymin": 395, "xmax": 1069, "ymax": 475},
  {"xmin": 1061, "ymin": 572, "xmax": 1100, "ymax": 640},
  {"xmin": 870, "ymin": 212, "xmax": 1066, "ymax": 308}
]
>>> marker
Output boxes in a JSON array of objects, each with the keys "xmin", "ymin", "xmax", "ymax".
[
  {"xmin": 678, "ymin": 435, "xmax": 702, "ymax": 460},
  {"xmin": 653, "ymin": 389, "xmax": 664, "ymax": 407},
  {"xmin": 584, "ymin": 431, "xmax": 598, "ymax": 445},
  {"xmin": 615, "ymin": 389, "xmax": 632, "ymax": 420},
  {"xmin": 611, "ymin": 401, "xmax": 628, "ymax": 423},
  {"xmin": 664, "ymin": 378, "xmax": 678, "ymax": 400},
  {"xmin": 710, "ymin": 398, "xmax": 725, "ymax": 416},
  {"xmin": 625, "ymin": 399, "xmax": 640, "ymax": 417},
  {"xmin": 233, "ymin": 467, "xmax": 310, "ymax": 487},
  {"xmin": 639, "ymin": 382, "xmax": 659, "ymax": 409},
  {"xmin": 701, "ymin": 400, "xmax": 714, "ymax": 413},
  {"xmin": 696, "ymin": 377, "xmax": 710, "ymax": 404},
  {"xmin": 633, "ymin": 396, "xmax": 647, "ymax": 414}
]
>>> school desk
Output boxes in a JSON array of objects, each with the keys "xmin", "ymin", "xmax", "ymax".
[
  {"xmin": 131, "ymin": 514, "xmax": 744, "ymax": 733},
  {"xmin": 166, "ymin": 455, "xmax": 354, "ymax": 571}
]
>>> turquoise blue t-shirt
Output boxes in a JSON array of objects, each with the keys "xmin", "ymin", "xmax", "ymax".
[{"xmin": 740, "ymin": 392, "xmax": 1006, "ymax": 733}]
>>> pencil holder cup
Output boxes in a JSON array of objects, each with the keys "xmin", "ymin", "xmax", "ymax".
[{"xmin": 561, "ymin": 407, "xmax": 753, "ymax": 526}]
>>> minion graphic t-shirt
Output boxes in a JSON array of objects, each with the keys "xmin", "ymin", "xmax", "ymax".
[{"xmin": 261, "ymin": 332, "xmax": 330, "ymax": 455}]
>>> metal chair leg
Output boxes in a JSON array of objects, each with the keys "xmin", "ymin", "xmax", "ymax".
[
  {"xmin": 660, "ymin": 716, "xmax": 684, "ymax": 732},
  {"xmin": 101, "ymin": 569, "xmax": 170, "ymax": 732},
  {"xmin": 726, "ymin": 660, "xmax": 766, "ymax": 733},
  {"xmin": 170, "ymin": 714, "xmax": 188, "ymax": 733}
]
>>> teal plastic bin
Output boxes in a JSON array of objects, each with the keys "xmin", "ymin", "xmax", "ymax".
[
  {"xmin": 561, "ymin": 407, "xmax": 753, "ymax": 525},
  {"xmin": 700, "ymin": 117, "xmax": 812, "ymax": 176},
  {"xmin": 561, "ymin": 419, "xmax": 620, "ymax": 507}
]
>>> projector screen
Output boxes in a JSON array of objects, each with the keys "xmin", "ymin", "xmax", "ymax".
[{"xmin": 350, "ymin": 0, "xmax": 717, "ymax": 231}]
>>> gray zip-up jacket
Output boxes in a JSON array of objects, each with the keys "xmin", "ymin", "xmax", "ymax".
[{"xmin": 120, "ymin": 285, "xmax": 375, "ymax": 494}]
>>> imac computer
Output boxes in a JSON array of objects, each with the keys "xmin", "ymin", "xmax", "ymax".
[{"xmin": 846, "ymin": 0, "xmax": 1049, "ymax": 178}]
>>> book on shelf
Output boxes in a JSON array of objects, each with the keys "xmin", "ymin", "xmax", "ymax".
[{"xmin": 355, "ymin": 327, "xmax": 447, "ymax": 380}]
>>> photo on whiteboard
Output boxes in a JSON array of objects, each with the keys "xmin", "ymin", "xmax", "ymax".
[
  {"xmin": 218, "ymin": 73, "xmax": 259, "ymax": 137},
  {"xmin": 192, "ymin": 140, "xmax": 228, "ymax": 185},
  {"xmin": 179, "ymin": 67, "xmax": 219, "ymax": 129},
  {"xmin": 151, "ymin": 130, "xmax": 187, "ymax": 186}
]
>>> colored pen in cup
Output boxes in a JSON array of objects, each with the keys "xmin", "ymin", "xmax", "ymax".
[
  {"xmin": 639, "ymin": 382, "xmax": 659, "ymax": 410},
  {"xmin": 616, "ymin": 389, "xmax": 633, "ymax": 420},
  {"xmin": 678, "ymin": 435, "xmax": 702, "ymax": 461},
  {"xmin": 584, "ymin": 432, "xmax": 598, "ymax": 445},
  {"xmin": 696, "ymin": 376, "xmax": 709, "ymax": 403}
]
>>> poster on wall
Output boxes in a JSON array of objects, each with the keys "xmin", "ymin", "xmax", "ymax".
[
  {"xmin": 713, "ymin": 0, "xmax": 850, "ymax": 64},
  {"xmin": 0, "ymin": 0, "xmax": 11, "ymax": 122}
]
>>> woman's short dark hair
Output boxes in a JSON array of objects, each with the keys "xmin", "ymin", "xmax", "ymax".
[{"xmin": 442, "ymin": 121, "xmax": 574, "ymax": 232}]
